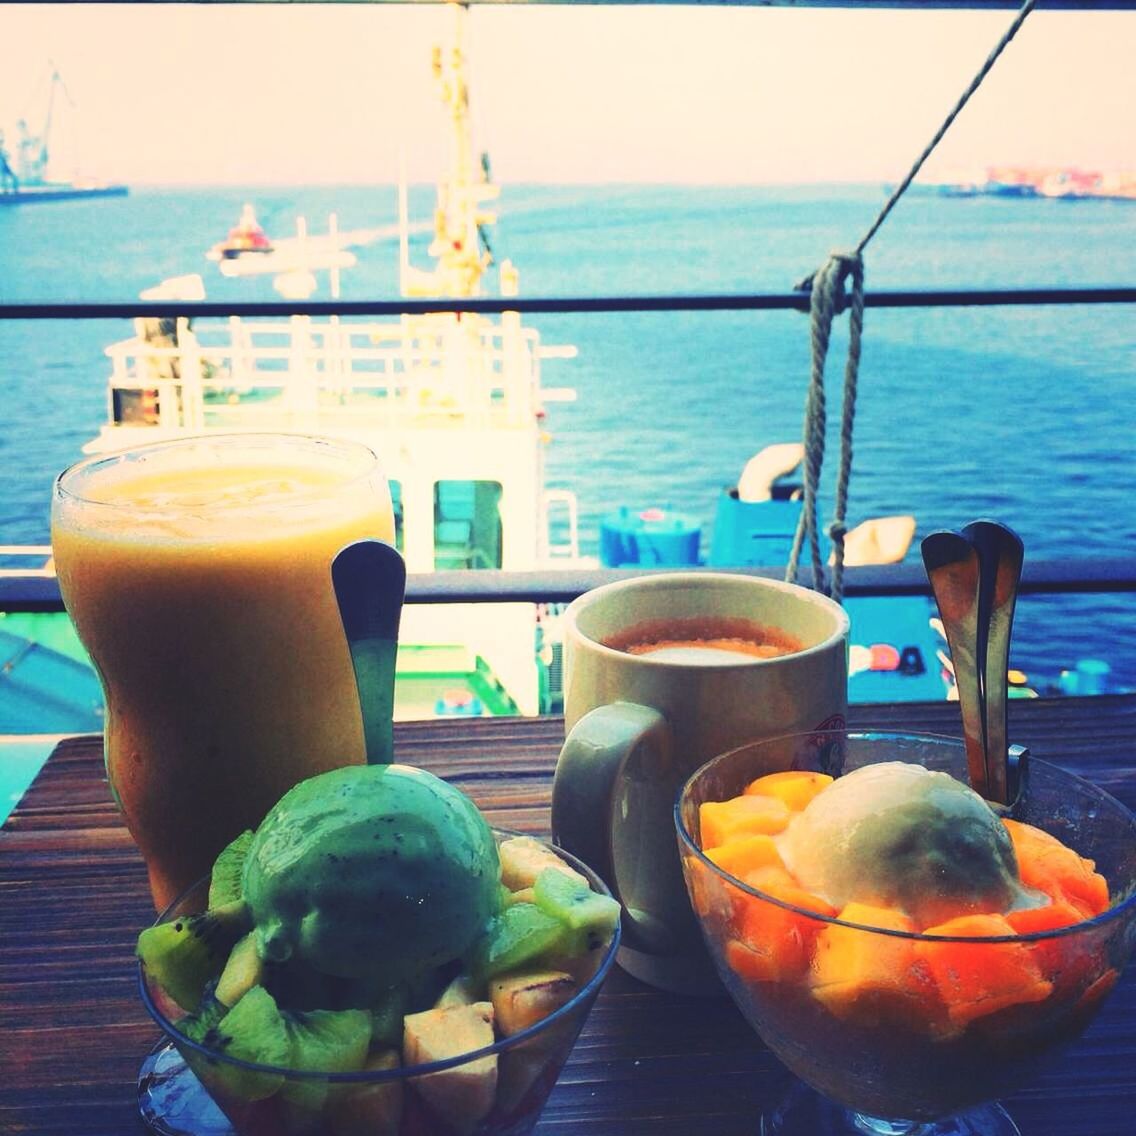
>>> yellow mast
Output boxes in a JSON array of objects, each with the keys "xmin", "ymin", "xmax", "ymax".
[{"xmin": 404, "ymin": 1, "xmax": 501, "ymax": 300}]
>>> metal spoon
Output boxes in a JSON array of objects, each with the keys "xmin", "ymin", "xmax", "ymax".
[
  {"xmin": 962, "ymin": 520, "xmax": 1024, "ymax": 805},
  {"xmin": 332, "ymin": 539, "xmax": 406, "ymax": 766},
  {"xmin": 921, "ymin": 529, "xmax": 988, "ymax": 797}
]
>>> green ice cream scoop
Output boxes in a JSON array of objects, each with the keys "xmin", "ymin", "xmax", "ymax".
[{"xmin": 242, "ymin": 763, "xmax": 500, "ymax": 983}]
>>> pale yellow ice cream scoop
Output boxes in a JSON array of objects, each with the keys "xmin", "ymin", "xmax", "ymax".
[{"xmin": 779, "ymin": 761, "xmax": 1031, "ymax": 925}]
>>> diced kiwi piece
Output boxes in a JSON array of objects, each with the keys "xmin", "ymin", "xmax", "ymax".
[
  {"xmin": 178, "ymin": 991, "xmax": 228, "ymax": 1043},
  {"xmin": 138, "ymin": 907, "xmax": 251, "ymax": 1012},
  {"xmin": 216, "ymin": 932, "xmax": 263, "ymax": 1007},
  {"xmin": 532, "ymin": 867, "xmax": 620, "ymax": 935},
  {"xmin": 209, "ymin": 829, "xmax": 255, "ymax": 908},
  {"xmin": 288, "ymin": 1007, "xmax": 372, "ymax": 1070},
  {"xmin": 469, "ymin": 903, "xmax": 569, "ymax": 982},
  {"xmin": 183, "ymin": 985, "xmax": 290, "ymax": 1103},
  {"xmin": 278, "ymin": 1007, "xmax": 373, "ymax": 1116}
]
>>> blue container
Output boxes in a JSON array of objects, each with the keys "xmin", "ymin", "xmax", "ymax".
[
  {"xmin": 599, "ymin": 507, "xmax": 702, "ymax": 568},
  {"xmin": 709, "ymin": 489, "xmax": 814, "ymax": 568}
]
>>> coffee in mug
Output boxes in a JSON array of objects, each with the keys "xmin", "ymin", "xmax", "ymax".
[{"xmin": 603, "ymin": 615, "xmax": 802, "ymax": 663}]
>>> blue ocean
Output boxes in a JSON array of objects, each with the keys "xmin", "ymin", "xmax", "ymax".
[{"xmin": 1, "ymin": 183, "xmax": 1134, "ymax": 691}]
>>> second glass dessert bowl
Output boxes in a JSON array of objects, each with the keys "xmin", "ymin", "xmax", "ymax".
[
  {"xmin": 675, "ymin": 730, "xmax": 1136, "ymax": 1136},
  {"xmin": 139, "ymin": 831, "xmax": 620, "ymax": 1136}
]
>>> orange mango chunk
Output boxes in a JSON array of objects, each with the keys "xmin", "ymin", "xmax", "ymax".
[
  {"xmin": 1006, "ymin": 899, "xmax": 1100, "ymax": 993},
  {"xmin": 699, "ymin": 794, "xmax": 791, "ymax": 847},
  {"xmin": 744, "ymin": 770, "xmax": 834, "ymax": 812},
  {"xmin": 705, "ymin": 834, "xmax": 784, "ymax": 880},
  {"xmin": 727, "ymin": 870, "xmax": 835, "ymax": 983},
  {"xmin": 808, "ymin": 903, "xmax": 935, "ymax": 1028},
  {"xmin": 1002, "ymin": 818, "xmax": 1110, "ymax": 918},
  {"xmin": 1004, "ymin": 898, "xmax": 1085, "ymax": 936},
  {"xmin": 917, "ymin": 912, "xmax": 1053, "ymax": 1028}
]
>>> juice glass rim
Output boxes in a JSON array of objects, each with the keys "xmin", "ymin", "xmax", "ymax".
[{"xmin": 53, "ymin": 432, "xmax": 382, "ymax": 513}]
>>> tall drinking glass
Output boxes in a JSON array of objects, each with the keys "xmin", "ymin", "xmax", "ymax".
[{"xmin": 51, "ymin": 433, "xmax": 394, "ymax": 909}]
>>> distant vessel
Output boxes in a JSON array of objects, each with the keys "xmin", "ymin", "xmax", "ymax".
[
  {"xmin": 206, "ymin": 203, "xmax": 274, "ymax": 260},
  {"xmin": 924, "ymin": 165, "xmax": 1136, "ymax": 202},
  {"xmin": 0, "ymin": 66, "xmax": 127, "ymax": 206}
]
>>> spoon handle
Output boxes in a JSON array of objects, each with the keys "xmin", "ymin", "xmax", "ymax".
[
  {"xmin": 922, "ymin": 530, "xmax": 989, "ymax": 798},
  {"xmin": 332, "ymin": 539, "xmax": 406, "ymax": 766},
  {"xmin": 963, "ymin": 520, "xmax": 1024, "ymax": 805}
]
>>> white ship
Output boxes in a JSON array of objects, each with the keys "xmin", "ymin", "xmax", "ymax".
[{"xmin": 81, "ymin": 2, "xmax": 588, "ymax": 719}]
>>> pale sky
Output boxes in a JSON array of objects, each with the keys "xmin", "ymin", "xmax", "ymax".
[{"xmin": 1, "ymin": 4, "xmax": 1133, "ymax": 186}]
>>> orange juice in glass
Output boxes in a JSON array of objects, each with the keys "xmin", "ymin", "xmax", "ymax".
[{"xmin": 51, "ymin": 433, "xmax": 395, "ymax": 909}]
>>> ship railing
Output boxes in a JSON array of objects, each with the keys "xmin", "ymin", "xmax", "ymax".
[
  {"xmin": 5, "ymin": 283, "xmax": 1136, "ymax": 694},
  {"xmin": 0, "ymin": 547, "xmax": 54, "ymax": 579},
  {"xmin": 4, "ymin": 561, "xmax": 1133, "ymax": 611},
  {"xmin": 541, "ymin": 490, "xmax": 584, "ymax": 563},
  {"xmin": 102, "ymin": 313, "xmax": 563, "ymax": 431}
]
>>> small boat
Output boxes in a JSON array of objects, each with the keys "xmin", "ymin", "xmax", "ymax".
[{"xmin": 207, "ymin": 203, "xmax": 274, "ymax": 260}]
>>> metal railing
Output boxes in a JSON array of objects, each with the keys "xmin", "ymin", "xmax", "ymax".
[
  {"xmin": 2, "ymin": 282, "xmax": 1134, "ymax": 611},
  {"xmin": 4, "ymin": 561, "xmax": 1135, "ymax": 615}
]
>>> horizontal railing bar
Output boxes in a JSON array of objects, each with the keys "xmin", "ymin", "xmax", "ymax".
[
  {"xmin": 3, "ymin": 2, "xmax": 1133, "ymax": 10},
  {"xmin": 1, "ymin": 286, "xmax": 1135, "ymax": 322},
  {"xmin": 3, "ymin": 560, "xmax": 1133, "ymax": 613}
]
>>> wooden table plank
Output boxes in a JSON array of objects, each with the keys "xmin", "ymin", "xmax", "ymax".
[{"xmin": 3, "ymin": 697, "xmax": 1135, "ymax": 1134}]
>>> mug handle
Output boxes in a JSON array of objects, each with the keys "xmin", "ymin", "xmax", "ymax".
[{"xmin": 551, "ymin": 702, "xmax": 675, "ymax": 955}]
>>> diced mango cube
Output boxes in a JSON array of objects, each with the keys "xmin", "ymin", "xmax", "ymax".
[
  {"xmin": 699, "ymin": 794, "xmax": 791, "ymax": 847},
  {"xmin": 917, "ymin": 912, "xmax": 1053, "ymax": 1028},
  {"xmin": 744, "ymin": 770, "xmax": 834, "ymax": 812},
  {"xmin": 809, "ymin": 903, "xmax": 937, "ymax": 1029},
  {"xmin": 726, "ymin": 873, "xmax": 835, "ymax": 983},
  {"xmin": 704, "ymin": 834, "xmax": 784, "ymax": 880},
  {"xmin": 1006, "ymin": 899, "xmax": 1098, "ymax": 994},
  {"xmin": 1002, "ymin": 818, "xmax": 1110, "ymax": 918}
]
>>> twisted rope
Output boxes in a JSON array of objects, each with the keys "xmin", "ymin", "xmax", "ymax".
[
  {"xmin": 787, "ymin": 0, "xmax": 1035, "ymax": 601},
  {"xmin": 786, "ymin": 253, "xmax": 863, "ymax": 603}
]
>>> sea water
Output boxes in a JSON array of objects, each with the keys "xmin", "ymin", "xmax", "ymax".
[{"xmin": 1, "ymin": 183, "xmax": 1134, "ymax": 690}]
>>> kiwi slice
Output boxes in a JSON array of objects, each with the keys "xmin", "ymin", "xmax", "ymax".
[
  {"xmin": 178, "ymin": 991, "xmax": 228, "ymax": 1043},
  {"xmin": 215, "ymin": 932, "xmax": 263, "ymax": 1008},
  {"xmin": 278, "ymin": 1007, "xmax": 373, "ymax": 1115},
  {"xmin": 183, "ymin": 985, "xmax": 290, "ymax": 1103},
  {"xmin": 469, "ymin": 902, "xmax": 568, "ymax": 982},
  {"xmin": 209, "ymin": 829, "xmax": 255, "ymax": 908},
  {"xmin": 138, "ymin": 907, "xmax": 251, "ymax": 1012},
  {"xmin": 532, "ymin": 867, "xmax": 621, "ymax": 935}
]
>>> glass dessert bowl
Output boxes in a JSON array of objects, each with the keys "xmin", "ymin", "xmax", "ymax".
[
  {"xmin": 137, "ymin": 765, "xmax": 620, "ymax": 1136},
  {"xmin": 675, "ymin": 730, "xmax": 1136, "ymax": 1136}
]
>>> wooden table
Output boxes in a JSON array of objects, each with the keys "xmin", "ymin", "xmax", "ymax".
[{"xmin": 4, "ymin": 697, "xmax": 1136, "ymax": 1134}]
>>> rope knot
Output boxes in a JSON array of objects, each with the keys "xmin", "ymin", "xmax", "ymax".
[
  {"xmin": 785, "ymin": 251, "xmax": 866, "ymax": 606},
  {"xmin": 826, "ymin": 521, "xmax": 848, "ymax": 543}
]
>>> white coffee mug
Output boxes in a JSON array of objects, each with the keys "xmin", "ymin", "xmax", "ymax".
[{"xmin": 551, "ymin": 572, "xmax": 849, "ymax": 994}]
